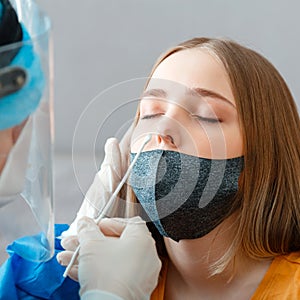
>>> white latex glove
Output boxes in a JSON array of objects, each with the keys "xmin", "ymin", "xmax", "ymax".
[
  {"xmin": 77, "ymin": 216, "xmax": 161, "ymax": 300},
  {"xmin": 63, "ymin": 133, "xmax": 131, "ymax": 237},
  {"xmin": 57, "ymin": 132, "xmax": 132, "ymax": 280}
]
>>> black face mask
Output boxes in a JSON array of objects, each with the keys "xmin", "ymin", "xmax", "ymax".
[{"xmin": 130, "ymin": 150, "xmax": 243, "ymax": 241}]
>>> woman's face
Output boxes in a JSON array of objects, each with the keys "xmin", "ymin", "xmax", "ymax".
[{"xmin": 131, "ymin": 48, "xmax": 243, "ymax": 159}]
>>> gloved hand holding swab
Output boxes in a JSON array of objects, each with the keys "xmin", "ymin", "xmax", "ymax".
[{"xmin": 62, "ymin": 133, "xmax": 152, "ymax": 278}]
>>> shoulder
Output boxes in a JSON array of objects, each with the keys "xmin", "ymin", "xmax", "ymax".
[
  {"xmin": 270, "ymin": 252, "xmax": 300, "ymax": 282},
  {"xmin": 252, "ymin": 252, "xmax": 300, "ymax": 299},
  {"xmin": 274, "ymin": 251, "xmax": 300, "ymax": 277},
  {"xmin": 281, "ymin": 251, "xmax": 300, "ymax": 265}
]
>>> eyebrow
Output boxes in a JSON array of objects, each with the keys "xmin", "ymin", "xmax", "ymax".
[
  {"xmin": 141, "ymin": 88, "xmax": 235, "ymax": 108},
  {"xmin": 141, "ymin": 88, "xmax": 167, "ymax": 99}
]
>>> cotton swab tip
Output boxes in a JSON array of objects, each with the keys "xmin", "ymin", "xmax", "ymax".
[{"xmin": 143, "ymin": 134, "xmax": 152, "ymax": 144}]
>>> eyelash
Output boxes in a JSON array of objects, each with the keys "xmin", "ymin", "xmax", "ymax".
[
  {"xmin": 140, "ymin": 114, "xmax": 221, "ymax": 124},
  {"xmin": 140, "ymin": 113, "xmax": 163, "ymax": 120},
  {"xmin": 192, "ymin": 115, "xmax": 221, "ymax": 124}
]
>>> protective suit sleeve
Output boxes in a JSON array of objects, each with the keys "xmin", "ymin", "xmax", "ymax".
[{"xmin": 81, "ymin": 290, "xmax": 123, "ymax": 300}]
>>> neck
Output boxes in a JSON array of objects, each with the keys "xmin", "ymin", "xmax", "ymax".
[
  {"xmin": 164, "ymin": 215, "xmax": 236, "ymax": 285},
  {"xmin": 164, "ymin": 214, "xmax": 272, "ymax": 298}
]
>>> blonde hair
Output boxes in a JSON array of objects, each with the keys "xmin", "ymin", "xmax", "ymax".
[{"xmin": 128, "ymin": 37, "xmax": 300, "ymax": 274}]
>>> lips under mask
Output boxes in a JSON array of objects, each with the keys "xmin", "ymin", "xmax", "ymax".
[{"xmin": 130, "ymin": 150, "xmax": 243, "ymax": 241}]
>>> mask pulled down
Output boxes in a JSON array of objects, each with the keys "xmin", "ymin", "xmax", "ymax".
[{"xmin": 130, "ymin": 150, "xmax": 243, "ymax": 241}]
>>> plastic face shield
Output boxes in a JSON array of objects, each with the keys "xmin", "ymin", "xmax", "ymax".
[{"xmin": 0, "ymin": 0, "xmax": 54, "ymax": 263}]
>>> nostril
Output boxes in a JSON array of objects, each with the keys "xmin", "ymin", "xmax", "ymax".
[
  {"xmin": 157, "ymin": 135, "xmax": 162, "ymax": 143},
  {"xmin": 157, "ymin": 134, "xmax": 174, "ymax": 145},
  {"xmin": 165, "ymin": 135, "xmax": 174, "ymax": 144}
]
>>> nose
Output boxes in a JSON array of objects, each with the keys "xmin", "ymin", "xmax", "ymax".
[
  {"xmin": 155, "ymin": 116, "xmax": 183, "ymax": 149},
  {"xmin": 156, "ymin": 133, "xmax": 175, "ymax": 146},
  {"xmin": 131, "ymin": 102, "xmax": 192, "ymax": 153}
]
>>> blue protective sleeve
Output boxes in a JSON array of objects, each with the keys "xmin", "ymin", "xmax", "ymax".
[{"xmin": 0, "ymin": 224, "xmax": 80, "ymax": 300}]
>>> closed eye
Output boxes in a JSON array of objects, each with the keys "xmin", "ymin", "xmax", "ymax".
[
  {"xmin": 193, "ymin": 115, "xmax": 221, "ymax": 124},
  {"xmin": 140, "ymin": 113, "xmax": 163, "ymax": 120}
]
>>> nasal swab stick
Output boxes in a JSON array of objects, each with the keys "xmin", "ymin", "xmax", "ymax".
[{"xmin": 63, "ymin": 134, "xmax": 152, "ymax": 278}]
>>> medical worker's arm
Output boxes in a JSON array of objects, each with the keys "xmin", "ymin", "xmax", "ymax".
[{"xmin": 67, "ymin": 217, "xmax": 161, "ymax": 300}]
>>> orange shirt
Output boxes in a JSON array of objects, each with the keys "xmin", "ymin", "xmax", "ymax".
[{"xmin": 151, "ymin": 252, "xmax": 300, "ymax": 300}]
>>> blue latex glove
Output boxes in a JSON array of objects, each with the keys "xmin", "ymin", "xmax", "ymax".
[{"xmin": 0, "ymin": 224, "xmax": 80, "ymax": 300}]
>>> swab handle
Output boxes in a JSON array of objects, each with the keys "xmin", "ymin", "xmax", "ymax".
[{"xmin": 62, "ymin": 134, "xmax": 152, "ymax": 278}]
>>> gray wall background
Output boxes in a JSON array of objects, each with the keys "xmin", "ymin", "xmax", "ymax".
[
  {"xmin": 36, "ymin": 0, "xmax": 300, "ymax": 154},
  {"xmin": 33, "ymin": 0, "xmax": 300, "ymax": 223}
]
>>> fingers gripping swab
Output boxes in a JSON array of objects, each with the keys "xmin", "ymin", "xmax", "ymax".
[{"xmin": 63, "ymin": 134, "xmax": 152, "ymax": 278}]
